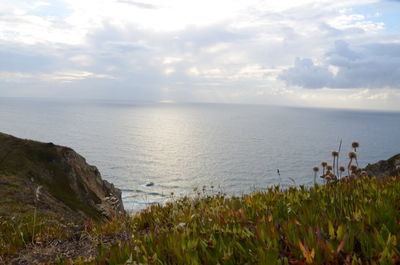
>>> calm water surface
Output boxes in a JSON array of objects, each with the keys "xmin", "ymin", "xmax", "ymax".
[{"xmin": 1, "ymin": 98, "xmax": 400, "ymax": 211}]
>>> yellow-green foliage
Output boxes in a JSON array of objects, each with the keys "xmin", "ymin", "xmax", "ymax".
[{"xmin": 84, "ymin": 176, "xmax": 400, "ymax": 264}]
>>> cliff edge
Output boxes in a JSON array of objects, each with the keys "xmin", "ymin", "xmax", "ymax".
[
  {"xmin": 365, "ymin": 153, "xmax": 400, "ymax": 178},
  {"xmin": 0, "ymin": 132, "xmax": 124, "ymax": 222}
]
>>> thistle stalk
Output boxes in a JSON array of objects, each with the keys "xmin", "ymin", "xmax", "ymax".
[
  {"xmin": 352, "ymin": 142, "xmax": 359, "ymax": 167},
  {"xmin": 348, "ymin": 152, "xmax": 357, "ymax": 178},
  {"xmin": 313, "ymin": 167, "xmax": 319, "ymax": 185},
  {"xmin": 32, "ymin": 186, "xmax": 42, "ymax": 244},
  {"xmin": 332, "ymin": 151, "xmax": 339, "ymax": 178},
  {"xmin": 337, "ymin": 139, "xmax": 342, "ymax": 177}
]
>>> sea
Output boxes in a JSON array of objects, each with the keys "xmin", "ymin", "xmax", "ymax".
[{"xmin": 1, "ymin": 98, "xmax": 400, "ymax": 212}]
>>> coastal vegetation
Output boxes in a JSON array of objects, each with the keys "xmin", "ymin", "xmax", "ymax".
[
  {"xmin": 1, "ymin": 134, "xmax": 399, "ymax": 264},
  {"xmin": 83, "ymin": 177, "xmax": 399, "ymax": 265},
  {"xmin": 1, "ymin": 176, "xmax": 399, "ymax": 264}
]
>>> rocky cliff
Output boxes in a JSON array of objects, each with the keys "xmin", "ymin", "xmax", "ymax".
[
  {"xmin": 365, "ymin": 153, "xmax": 400, "ymax": 178},
  {"xmin": 0, "ymin": 132, "xmax": 124, "ymax": 222}
]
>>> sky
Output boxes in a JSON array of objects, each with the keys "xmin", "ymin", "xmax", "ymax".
[{"xmin": 0, "ymin": 0, "xmax": 400, "ymax": 110}]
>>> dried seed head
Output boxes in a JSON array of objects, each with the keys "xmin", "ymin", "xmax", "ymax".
[
  {"xmin": 350, "ymin": 165, "xmax": 358, "ymax": 171},
  {"xmin": 313, "ymin": 167, "xmax": 319, "ymax": 172},
  {"xmin": 348, "ymin": 152, "xmax": 357, "ymax": 159},
  {"xmin": 332, "ymin": 151, "xmax": 339, "ymax": 157},
  {"xmin": 326, "ymin": 165, "xmax": 333, "ymax": 171},
  {"xmin": 339, "ymin": 166, "xmax": 345, "ymax": 172},
  {"xmin": 321, "ymin": 162, "xmax": 328, "ymax": 167},
  {"xmin": 329, "ymin": 173, "xmax": 337, "ymax": 180},
  {"xmin": 352, "ymin": 142, "xmax": 359, "ymax": 149}
]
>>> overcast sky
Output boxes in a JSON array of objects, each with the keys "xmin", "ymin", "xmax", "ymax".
[{"xmin": 1, "ymin": 0, "xmax": 400, "ymax": 110}]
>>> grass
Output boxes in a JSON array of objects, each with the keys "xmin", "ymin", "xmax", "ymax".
[
  {"xmin": 0, "ymin": 213, "xmax": 70, "ymax": 257},
  {"xmin": 89, "ymin": 176, "xmax": 400, "ymax": 264},
  {"xmin": 1, "ymin": 176, "xmax": 399, "ymax": 264}
]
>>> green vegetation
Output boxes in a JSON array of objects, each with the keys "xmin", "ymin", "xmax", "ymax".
[
  {"xmin": 89, "ymin": 177, "xmax": 400, "ymax": 264},
  {"xmin": 0, "ymin": 214, "xmax": 69, "ymax": 257},
  {"xmin": 4, "ymin": 176, "xmax": 399, "ymax": 264}
]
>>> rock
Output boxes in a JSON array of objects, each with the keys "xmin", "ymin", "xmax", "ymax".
[
  {"xmin": 145, "ymin": 181, "xmax": 154, "ymax": 187},
  {"xmin": 0, "ymin": 132, "xmax": 124, "ymax": 222},
  {"xmin": 364, "ymin": 154, "xmax": 400, "ymax": 178}
]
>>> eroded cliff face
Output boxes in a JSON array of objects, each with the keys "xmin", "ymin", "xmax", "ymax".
[
  {"xmin": 57, "ymin": 146, "xmax": 125, "ymax": 219},
  {"xmin": 0, "ymin": 132, "xmax": 124, "ymax": 222}
]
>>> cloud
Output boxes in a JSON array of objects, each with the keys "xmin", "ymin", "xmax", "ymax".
[
  {"xmin": 280, "ymin": 40, "xmax": 400, "ymax": 89},
  {"xmin": 116, "ymin": 0, "xmax": 158, "ymax": 9},
  {"xmin": 279, "ymin": 58, "xmax": 334, "ymax": 88},
  {"xmin": 1, "ymin": 0, "xmax": 400, "ymax": 109},
  {"xmin": 40, "ymin": 71, "xmax": 116, "ymax": 82},
  {"xmin": 329, "ymin": 41, "xmax": 400, "ymax": 88}
]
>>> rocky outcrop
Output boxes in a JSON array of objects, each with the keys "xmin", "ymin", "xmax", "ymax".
[
  {"xmin": 365, "ymin": 154, "xmax": 400, "ymax": 178},
  {"xmin": 0, "ymin": 132, "xmax": 124, "ymax": 222}
]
